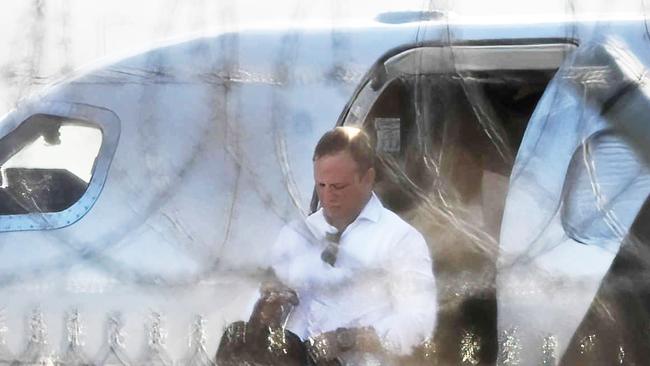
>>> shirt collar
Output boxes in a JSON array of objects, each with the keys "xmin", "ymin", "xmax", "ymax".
[
  {"xmin": 306, "ymin": 192, "xmax": 383, "ymax": 235},
  {"xmin": 357, "ymin": 192, "xmax": 382, "ymax": 224}
]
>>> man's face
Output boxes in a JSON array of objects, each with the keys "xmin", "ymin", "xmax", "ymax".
[{"xmin": 314, "ymin": 150, "xmax": 375, "ymax": 229}]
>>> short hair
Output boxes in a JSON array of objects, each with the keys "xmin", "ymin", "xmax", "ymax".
[{"xmin": 313, "ymin": 127, "xmax": 375, "ymax": 173}]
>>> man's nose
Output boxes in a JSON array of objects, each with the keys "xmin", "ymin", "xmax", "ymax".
[{"xmin": 321, "ymin": 186, "xmax": 338, "ymax": 201}]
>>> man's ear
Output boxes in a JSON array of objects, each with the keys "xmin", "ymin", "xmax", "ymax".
[{"xmin": 365, "ymin": 167, "xmax": 376, "ymax": 186}]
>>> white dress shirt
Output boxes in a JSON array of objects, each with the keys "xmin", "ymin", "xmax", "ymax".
[{"xmin": 271, "ymin": 193, "xmax": 437, "ymax": 355}]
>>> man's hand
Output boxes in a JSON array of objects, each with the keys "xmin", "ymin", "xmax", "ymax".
[{"xmin": 248, "ymin": 272, "xmax": 299, "ymax": 329}]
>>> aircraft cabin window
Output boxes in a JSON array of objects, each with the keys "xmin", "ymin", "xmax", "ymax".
[
  {"xmin": 0, "ymin": 114, "xmax": 102, "ymax": 215},
  {"xmin": 561, "ymin": 129, "xmax": 650, "ymax": 247}
]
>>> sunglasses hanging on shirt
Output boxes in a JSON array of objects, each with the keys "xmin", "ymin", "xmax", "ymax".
[{"xmin": 321, "ymin": 231, "xmax": 342, "ymax": 266}]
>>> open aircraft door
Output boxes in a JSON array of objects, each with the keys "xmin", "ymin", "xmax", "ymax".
[{"xmin": 498, "ymin": 35, "xmax": 650, "ymax": 365}]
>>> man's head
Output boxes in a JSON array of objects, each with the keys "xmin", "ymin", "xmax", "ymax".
[{"xmin": 313, "ymin": 127, "xmax": 376, "ymax": 231}]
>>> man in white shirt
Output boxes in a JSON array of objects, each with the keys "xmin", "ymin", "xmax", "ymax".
[{"xmin": 270, "ymin": 127, "xmax": 437, "ymax": 365}]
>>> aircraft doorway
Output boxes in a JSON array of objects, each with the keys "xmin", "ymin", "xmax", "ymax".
[{"xmin": 335, "ymin": 41, "xmax": 575, "ymax": 364}]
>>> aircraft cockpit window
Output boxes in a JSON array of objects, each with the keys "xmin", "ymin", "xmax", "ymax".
[{"xmin": 0, "ymin": 114, "xmax": 102, "ymax": 215}]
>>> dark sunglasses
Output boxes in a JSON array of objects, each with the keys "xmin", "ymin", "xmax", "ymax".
[{"xmin": 321, "ymin": 231, "xmax": 342, "ymax": 266}]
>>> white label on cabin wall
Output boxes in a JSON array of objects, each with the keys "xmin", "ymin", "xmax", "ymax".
[{"xmin": 375, "ymin": 117, "xmax": 401, "ymax": 153}]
